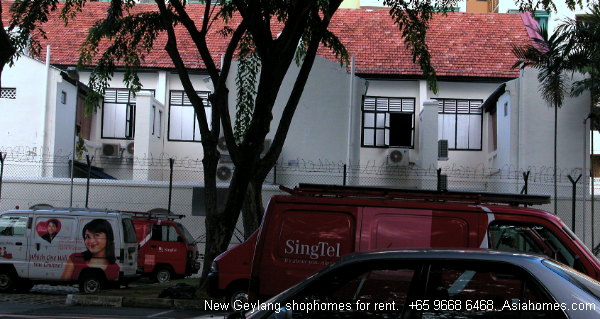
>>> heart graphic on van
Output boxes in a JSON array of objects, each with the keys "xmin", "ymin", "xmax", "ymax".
[{"xmin": 36, "ymin": 219, "xmax": 62, "ymax": 241}]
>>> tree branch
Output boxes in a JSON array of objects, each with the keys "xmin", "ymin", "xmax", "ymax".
[{"xmin": 155, "ymin": 0, "xmax": 212, "ymax": 140}]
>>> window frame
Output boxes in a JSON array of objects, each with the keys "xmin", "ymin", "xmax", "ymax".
[
  {"xmin": 168, "ymin": 90, "xmax": 212, "ymax": 142},
  {"xmin": 101, "ymin": 88, "xmax": 155, "ymax": 140},
  {"xmin": 361, "ymin": 96, "xmax": 416, "ymax": 149},
  {"xmin": 437, "ymin": 98, "xmax": 484, "ymax": 151}
]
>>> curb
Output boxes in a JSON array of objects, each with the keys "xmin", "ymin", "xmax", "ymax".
[{"xmin": 66, "ymin": 294, "xmax": 206, "ymax": 310}]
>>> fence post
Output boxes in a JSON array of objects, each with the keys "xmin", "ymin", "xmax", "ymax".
[
  {"xmin": 168, "ymin": 158, "xmax": 174, "ymax": 213},
  {"xmin": 0, "ymin": 152, "xmax": 6, "ymax": 201},
  {"xmin": 437, "ymin": 168, "xmax": 442, "ymax": 191},
  {"xmin": 568, "ymin": 174, "xmax": 582, "ymax": 232},
  {"xmin": 520, "ymin": 171, "xmax": 530, "ymax": 195},
  {"xmin": 273, "ymin": 165, "xmax": 277, "ymax": 185},
  {"xmin": 85, "ymin": 155, "xmax": 94, "ymax": 208},
  {"xmin": 343, "ymin": 164, "xmax": 347, "ymax": 186}
]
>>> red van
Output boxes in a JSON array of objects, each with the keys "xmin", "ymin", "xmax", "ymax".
[
  {"xmin": 208, "ymin": 184, "xmax": 600, "ymax": 304},
  {"xmin": 132, "ymin": 212, "xmax": 200, "ymax": 283}
]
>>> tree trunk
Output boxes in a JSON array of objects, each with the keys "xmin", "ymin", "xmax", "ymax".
[
  {"xmin": 241, "ymin": 177, "xmax": 265, "ymax": 239},
  {"xmin": 554, "ymin": 104, "xmax": 558, "ymax": 215}
]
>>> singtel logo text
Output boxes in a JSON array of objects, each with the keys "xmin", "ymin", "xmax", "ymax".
[{"xmin": 284, "ymin": 240, "xmax": 341, "ymax": 260}]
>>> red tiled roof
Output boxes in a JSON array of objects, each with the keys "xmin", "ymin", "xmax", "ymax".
[{"xmin": 3, "ymin": 2, "xmax": 530, "ymax": 79}]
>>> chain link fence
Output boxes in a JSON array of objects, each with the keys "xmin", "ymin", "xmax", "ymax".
[{"xmin": 1, "ymin": 150, "xmax": 599, "ymax": 252}]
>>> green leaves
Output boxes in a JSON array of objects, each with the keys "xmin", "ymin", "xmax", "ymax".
[
  {"xmin": 234, "ymin": 33, "xmax": 260, "ymax": 144},
  {"xmin": 79, "ymin": 11, "xmax": 165, "ymax": 111},
  {"xmin": 512, "ymin": 24, "xmax": 569, "ymax": 109}
]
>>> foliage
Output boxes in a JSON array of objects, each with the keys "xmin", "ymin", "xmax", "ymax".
[{"xmin": 512, "ymin": 24, "xmax": 569, "ymax": 109}]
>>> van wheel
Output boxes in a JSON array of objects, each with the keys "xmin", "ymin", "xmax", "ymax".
[
  {"xmin": 15, "ymin": 280, "xmax": 34, "ymax": 293},
  {"xmin": 154, "ymin": 266, "xmax": 173, "ymax": 283},
  {"xmin": 228, "ymin": 289, "xmax": 249, "ymax": 310},
  {"xmin": 0, "ymin": 270, "xmax": 16, "ymax": 292},
  {"xmin": 79, "ymin": 274, "xmax": 103, "ymax": 294}
]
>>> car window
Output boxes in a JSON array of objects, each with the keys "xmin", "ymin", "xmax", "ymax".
[
  {"xmin": 152, "ymin": 225, "xmax": 179, "ymax": 242},
  {"xmin": 266, "ymin": 261, "xmax": 418, "ymax": 319},
  {"xmin": 0, "ymin": 215, "xmax": 28, "ymax": 237},
  {"xmin": 421, "ymin": 261, "xmax": 566, "ymax": 319},
  {"xmin": 488, "ymin": 222, "xmax": 584, "ymax": 274},
  {"xmin": 122, "ymin": 218, "xmax": 137, "ymax": 243}
]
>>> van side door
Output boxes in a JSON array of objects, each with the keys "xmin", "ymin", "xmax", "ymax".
[
  {"xmin": 0, "ymin": 214, "xmax": 30, "ymax": 278},
  {"xmin": 29, "ymin": 215, "xmax": 76, "ymax": 280}
]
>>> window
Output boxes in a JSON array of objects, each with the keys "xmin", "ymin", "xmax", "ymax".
[
  {"xmin": 488, "ymin": 222, "xmax": 586, "ymax": 274},
  {"xmin": 0, "ymin": 216, "xmax": 28, "ymax": 237},
  {"xmin": 152, "ymin": 225, "xmax": 180, "ymax": 242},
  {"xmin": 0, "ymin": 88, "xmax": 16, "ymax": 99},
  {"xmin": 438, "ymin": 99, "xmax": 483, "ymax": 150},
  {"xmin": 102, "ymin": 88, "xmax": 142, "ymax": 139},
  {"xmin": 168, "ymin": 90, "xmax": 211, "ymax": 142},
  {"xmin": 122, "ymin": 219, "xmax": 137, "ymax": 244},
  {"xmin": 362, "ymin": 96, "xmax": 415, "ymax": 148},
  {"xmin": 422, "ymin": 262, "xmax": 565, "ymax": 318},
  {"xmin": 280, "ymin": 260, "xmax": 417, "ymax": 319}
]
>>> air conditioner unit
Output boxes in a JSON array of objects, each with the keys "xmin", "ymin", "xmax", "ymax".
[
  {"xmin": 438, "ymin": 139, "xmax": 449, "ymax": 161},
  {"xmin": 216, "ymin": 165, "xmax": 233, "ymax": 182},
  {"xmin": 217, "ymin": 136, "xmax": 228, "ymax": 152},
  {"xmin": 124, "ymin": 142, "xmax": 135, "ymax": 158},
  {"xmin": 387, "ymin": 149, "xmax": 410, "ymax": 166},
  {"xmin": 101, "ymin": 143, "xmax": 121, "ymax": 158}
]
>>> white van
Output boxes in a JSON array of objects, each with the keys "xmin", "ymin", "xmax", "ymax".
[{"xmin": 0, "ymin": 207, "xmax": 139, "ymax": 293}]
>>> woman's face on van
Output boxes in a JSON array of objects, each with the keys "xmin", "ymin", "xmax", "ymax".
[
  {"xmin": 84, "ymin": 230, "xmax": 107, "ymax": 257},
  {"xmin": 47, "ymin": 222, "xmax": 57, "ymax": 235}
]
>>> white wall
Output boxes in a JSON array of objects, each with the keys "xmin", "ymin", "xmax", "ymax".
[
  {"xmin": 359, "ymin": 79, "xmax": 502, "ymax": 172},
  {"xmin": 0, "ymin": 56, "xmax": 49, "ymax": 155}
]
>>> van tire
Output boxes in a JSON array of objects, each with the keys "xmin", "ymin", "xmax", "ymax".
[
  {"xmin": 0, "ymin": 270, "xmax": 16, "ymax": 292},
  {"xmin": 79, "ymin": 273, "xmax": 104, "ymax": 294},
  {"xmin": 154, "ymin": 266, "xmax": 173, "ymax": 283}
]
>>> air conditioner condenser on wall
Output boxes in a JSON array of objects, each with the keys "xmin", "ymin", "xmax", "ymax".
[
  {"xmin": 387, "ymin": 149, "xmax": 410, "ymax": 166},
  {"xmin": 101, "ymin": 143, "xmax": 122, "ymax": 158}
]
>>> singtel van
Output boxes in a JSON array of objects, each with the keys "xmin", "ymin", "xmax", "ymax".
[
  {"xmin": 208, "ymin": 184, "xmax": 600, "ymax": 305},
  {"xmin": 0, "ymin": 207, "xmax": 138, "ymax": 293}
]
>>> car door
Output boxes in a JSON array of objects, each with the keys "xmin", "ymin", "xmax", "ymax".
[
  {"xmin": 0, "ymin": 214, "xmax": 30, "ymax": 278},
  {"xmin": 418, "ymin": 261, "xmax": 568, "ymax": 319}
]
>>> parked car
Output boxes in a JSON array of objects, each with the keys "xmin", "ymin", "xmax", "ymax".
[
  {"xmin": 216, "ymin": 249, "xmax": 600, "ymax": 319},
  {"xmin": 131, "ymin": 211, "xmax": 201, "ymax": 283},
  {"xmin": 208, "ymin": 184, "xmax": 600, "ymax": 305},
  {"xmin": 0, "ymin": 207, "xmax": 139, "ymax": 293}
]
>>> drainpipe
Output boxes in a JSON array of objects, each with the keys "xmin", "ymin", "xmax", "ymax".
[
  {"xmin": 345, "ymin": 57, "xmax": 355, "ymax": 185},
  {"xmin": 41, "ymin": 45, "xmax": 51, "ymax": 177}
]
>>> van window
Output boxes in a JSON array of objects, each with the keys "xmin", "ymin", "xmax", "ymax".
[
  {"xmin": 152, "ymin": 225, "xmax": 179, "ymax": 242},
  {"xmin": 488, "ymin": 223, "xmax": 580, "ymax": 272},
  {"xmin": 372, "ymin": 215, "xmax": 469, "ymax": 249},
  {"xmin": 122, "ymin": 218, "xmax": 137, "ymax": 244},
  {"xmin": 0, "ymin": 216, "xmax": 28, "ymax": 237}
]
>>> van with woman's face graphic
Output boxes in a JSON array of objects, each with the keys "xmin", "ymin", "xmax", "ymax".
[{"xmin": 0, "ymin": 208, "xmax": 139, "ymax": 294}]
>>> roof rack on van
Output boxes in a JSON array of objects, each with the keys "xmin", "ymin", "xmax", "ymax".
[
  {"xmin": 280, "ymin": 184, "xmax": 551, "ymax": 207},
  {"xmin": 127, "ymin": 210, "xmax": 185, "ymax": 220}
]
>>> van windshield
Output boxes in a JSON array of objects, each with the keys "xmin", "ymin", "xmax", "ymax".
[{"xmin": 176, "ymin": 224, "xmax": 195, "ymax": 244}]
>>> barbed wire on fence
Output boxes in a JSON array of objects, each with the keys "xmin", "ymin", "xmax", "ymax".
[{"xmin": 0, "ymin": 147, "xmax": 595, "ymax": 185}]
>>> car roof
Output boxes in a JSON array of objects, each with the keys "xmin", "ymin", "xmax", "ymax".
[
  {"xmin": 2, "ymin": 208, "xmax": 125, "ymax": 216},
  {"xmin": 336, "ymin": 249, "xmax": 548, "ymax": 265}
]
